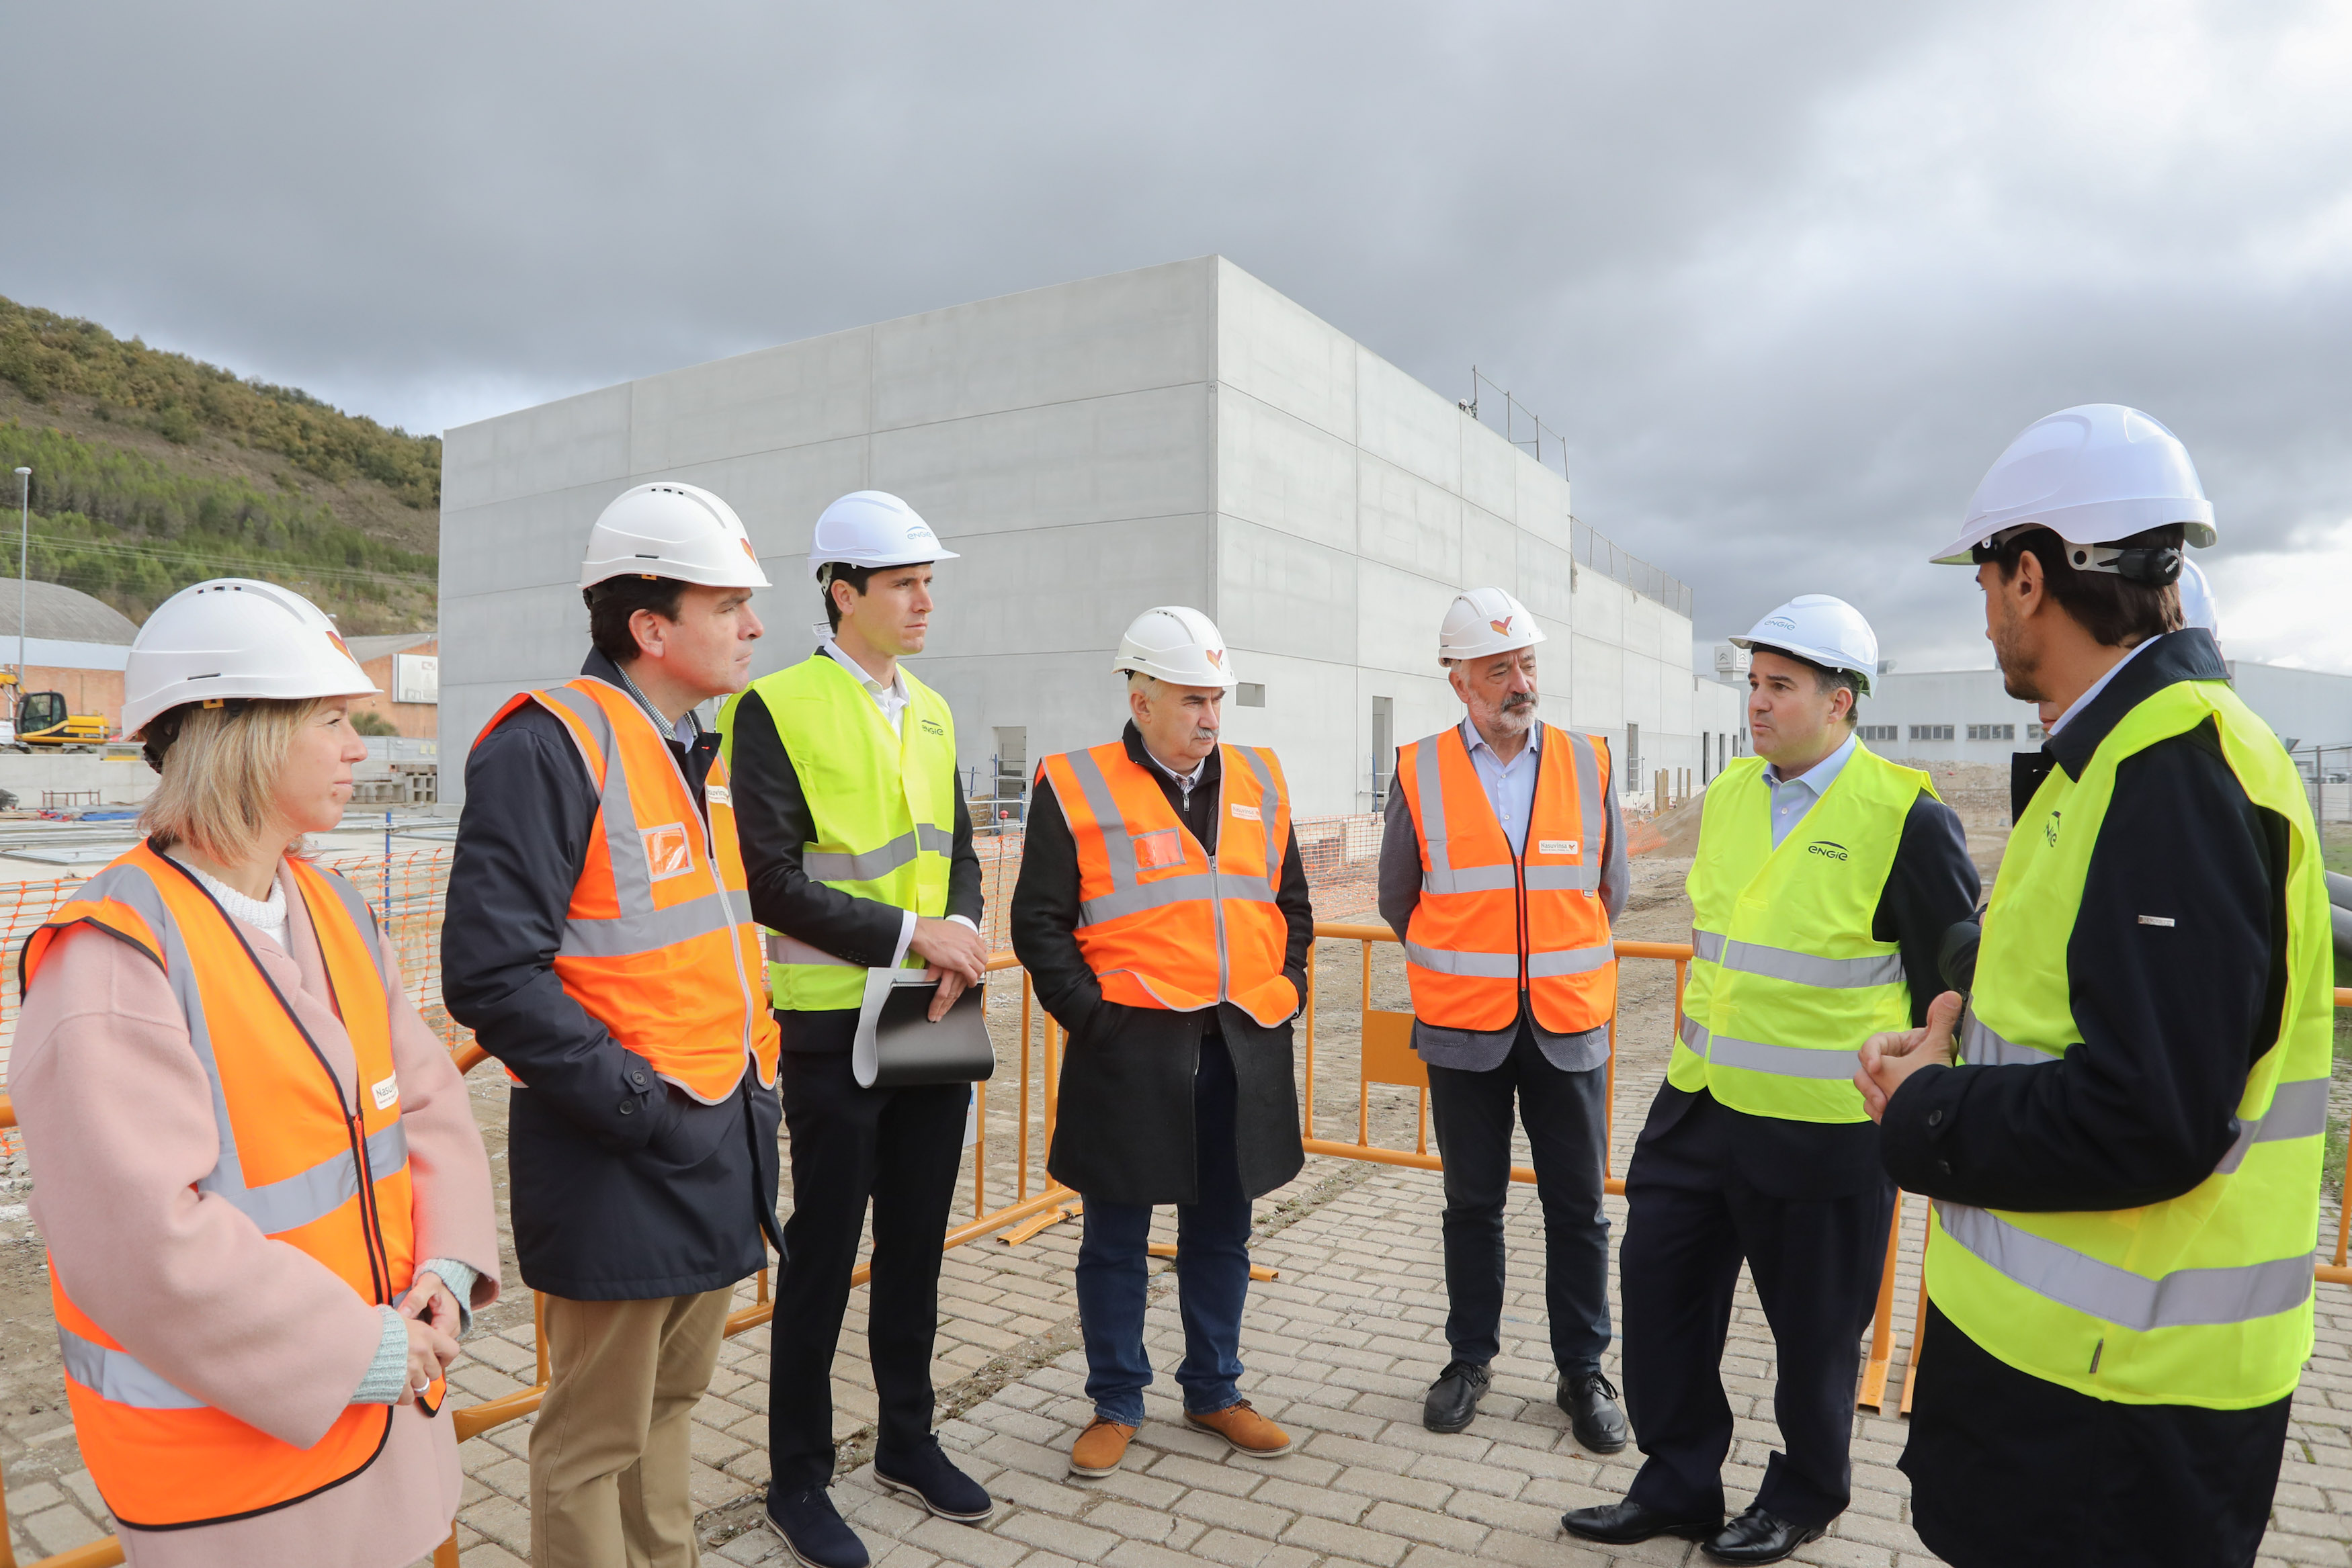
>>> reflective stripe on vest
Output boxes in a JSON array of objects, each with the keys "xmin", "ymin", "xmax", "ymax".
[
  {"xmin": 489, "ymin": 680, "xmax": 779, "ymax": 1098},
  {"xmin": 1041, "ymin": 739, "xmax": 1297, "ymax": 1027},
  {"xmin": 719, "ymin": 656, "xmax": 958, "ymax": 1010},
  {"xmin": 1923, "ymin": 670, "xmax": 2330, "ymax": 1409},
  {"xmin": 1398, "ymin": 723, "xmax": 1618, "ymax": 1035},
  {"xmin": 20, "ymin": 845, "xmax": 422, "ymax": 1528},
  {"xmin": 1669, "ymin": 746, "xmax": 1927, "ymax": 1121}
]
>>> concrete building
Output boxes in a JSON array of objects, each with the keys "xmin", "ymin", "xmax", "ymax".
[
  {"xmin": 0, "ymin": 580, "xmax": 140, "ymax": 732},
  {"xmin": 345, "ymin": 632, "xmax": 439, "ymax": 739},
  {"xmin": 438, "ymin": 257, "xmax": 1742, "ymax": 814},
  {"xmin": 1858, "ymin": 659, "xmax": 2352, "ymax": 761}
]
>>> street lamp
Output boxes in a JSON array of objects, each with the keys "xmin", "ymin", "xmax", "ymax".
[{"xmin": 12, "ymin": 466, "xmax": 27, "ymax": 691}]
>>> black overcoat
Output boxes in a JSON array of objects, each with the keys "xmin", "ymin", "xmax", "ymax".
[{"xmin": 1012, "ymin": 724, "xmax": 1314, "ymax": 1207}]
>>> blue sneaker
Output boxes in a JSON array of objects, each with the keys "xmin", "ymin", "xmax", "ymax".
[
  {"xmin": 764, "ymin": 1485, "xmax": 870, "ymax": 1568},
  {"xmin": 873, "ymin": 1441, "xmax": 995, "ymax": 1523}
]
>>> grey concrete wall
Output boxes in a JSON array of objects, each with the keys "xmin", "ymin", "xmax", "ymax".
[{"xmin": 439, "ymin": 255, "xmax": 1737, "ymax": 816}]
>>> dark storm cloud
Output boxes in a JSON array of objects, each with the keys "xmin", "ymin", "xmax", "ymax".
[{"xmin": 6, "ymin": 1, "xmax": 2347, "ymax": 668}]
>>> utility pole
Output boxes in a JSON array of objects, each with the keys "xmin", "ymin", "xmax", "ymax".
[{"xmin": 13, "ymin": 466, "xmax": 28, "ymax": 689}]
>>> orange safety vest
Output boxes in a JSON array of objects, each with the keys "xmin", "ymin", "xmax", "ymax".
[
  {"xmin": 19, "ymin": 844, "xmax": 436, "ymax": 1530},
  {"xmin": 480, "ymin": 679, "xmax": 779, "ymax": 1100},
  {"xmin": 1396, "ymin": 722, "xmax": 1617, "ymax": 1033},
  {"xmin": 1038, "ymin": 740, "xmax": 1298, "ymax": 1027}
]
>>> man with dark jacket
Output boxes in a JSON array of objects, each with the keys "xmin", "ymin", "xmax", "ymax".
[
  {"xmin": 445, "ymin": 482, "xmax": 780, "ymax": 1568},
  {"xmin": 1859, "ymin": 406, "xmax": 2330, "ymax": 1568},
  {"xmin": 1567, "ymin": 593, "xmax": 1980, "ymax": 1565},
  {"xmin": 721, "ymin": 490, "xmax": 991, "ymax": 1568},
  {"xmin": 1013, "ymin": 606, "xmax": 1314, "ymax": 1481}
]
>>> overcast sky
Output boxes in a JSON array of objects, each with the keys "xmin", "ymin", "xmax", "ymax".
[{"xmin": 7, "ymin": 2, "xmax": 2349, "ymax": 673}]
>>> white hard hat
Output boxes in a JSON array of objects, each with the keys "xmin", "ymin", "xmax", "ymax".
[
  {"xmin": 1731, "ymin": 594, "xmax": 1879, "ymax": 697},
  {"xmin": 1113, "ymin": 606, "xmax": 1236, "ymax": 689},
  {"xmin": 1930, "ymin": 404, "xmax": 2216, "ymax": 568},
  {"xmin": 580, "ymin": 482, "xmax": 771, "ymax": 591},
  {"xmin": 808, "ymin": 490, "xmax": 959, "ymax": 581},
  {"xmin": 2177, "ymin": 556, "xmax": 2220, "ymax": 637},
  {"xmin": 1438, "ymin": 586, "xmax": 1548, "ymax": 664},
  {"xmin": 122, "ymin": 578, "xmax": 381, "ymax": 738}
]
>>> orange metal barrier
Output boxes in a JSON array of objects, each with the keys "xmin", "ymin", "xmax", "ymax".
[{"xmin": 0, "ymin": 896, "xmax": 2345, "ymax": 1566}]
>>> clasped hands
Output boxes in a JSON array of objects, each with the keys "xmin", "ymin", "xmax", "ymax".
[
  {"xmin": 394, "ymin": 1270, "xmax": 464, "ymax": 1405},
  {"xmin": 911, "ymin": 916, "xmax": 988, "ymax": 1022},
  {"xmin": 1853, "ymin": 990, "xmax": 1964, "ymax": 1123}
]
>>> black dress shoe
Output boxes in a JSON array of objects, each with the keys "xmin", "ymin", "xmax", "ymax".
[
  {"xmin": 1557, "ymin": 1370, "xmax": 1630, "ymax": 1453},
  {"xmin": 1422, "ymin": 1359, "xmax": 1492, "ymax": 1433},
  {"xmin": 764, "ymin": 1486, "xmax": 871, "ymax": 1568},
  {"xmin": 873, "ymin": 1440, "xmax": 995, "ymax": 1523},
  {"xmin": 1702, "ymin": 1504, "xmax": 1828, "ymax": 1565},
  {"xmin": 1561, "ymin": 1498, "xmax": 1724, "ymax": 1545}
]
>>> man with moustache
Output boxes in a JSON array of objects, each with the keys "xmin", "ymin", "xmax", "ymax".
[
  {"xmin": 1376, "ymin": 588, "xmax": 1631, "ymax": 1450},
  {"xmin": 1856, "ymin": 406, "xmax": 2329, "ymax": 1568},
  {"xmin": 1566, "ymin": 593, "xmax": 1976, "ymax": 1565},
  {"xmin": 1013, "ymin": 606, "xmax": 1315, "ymax": 1479}
]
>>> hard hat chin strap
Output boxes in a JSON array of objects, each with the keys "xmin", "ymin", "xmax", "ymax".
[{"xmin": 2068, "ymin": 543, "xmax": 2183, "ymax": 586}]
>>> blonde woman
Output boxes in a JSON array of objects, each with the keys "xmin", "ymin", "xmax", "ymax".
[{"xmin": 9, "ymin": 580, "xmax": 499, "ymax": 1567}]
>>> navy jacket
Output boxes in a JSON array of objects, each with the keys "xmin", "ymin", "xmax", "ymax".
[{"xmin": 442, "ymin": 650, "xmax": 782, "ymax": 1301}]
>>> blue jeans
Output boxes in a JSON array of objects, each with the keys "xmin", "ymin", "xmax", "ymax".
[{"xmin": 1074, "ymin": 1033, "xmax": 1253, "ymax": 1426}]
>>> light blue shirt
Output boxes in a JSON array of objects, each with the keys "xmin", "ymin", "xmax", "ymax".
[
  {"xmin": 1460, "ymin": 716, "xmax": 1541, "ymax": 856},
  {"xmin": 1763, "ymin": 730, "xmax": 1858, "ymax": 848}
]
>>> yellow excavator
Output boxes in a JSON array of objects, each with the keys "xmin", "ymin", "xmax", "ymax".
[{"xmin": 0, "ymin": 670, "xmax": 111, "ymax": 750}]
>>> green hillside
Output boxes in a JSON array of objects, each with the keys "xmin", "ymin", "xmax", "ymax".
[{"xmin": 0, "ymin": 296, "xmax": 439, "ymax": 632}]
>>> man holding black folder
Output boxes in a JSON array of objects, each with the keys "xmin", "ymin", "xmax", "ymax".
[
  {"xmin": 722, "ymin": 490, "xmax": 989, "ymax": 1568},
  {"xmin": 1013, "ymin": 606, "xmax": 1315, "ymax": 1481}
]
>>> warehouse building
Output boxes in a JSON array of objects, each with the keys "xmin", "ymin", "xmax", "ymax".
[{"xmin": 437, "ymin": 257, "xmax": 1742, "ymax": 814}]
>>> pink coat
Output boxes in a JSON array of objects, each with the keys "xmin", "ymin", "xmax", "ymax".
[{"xmin": 9, "ymin": 860, "xmax": 502, "ymax": 1568}]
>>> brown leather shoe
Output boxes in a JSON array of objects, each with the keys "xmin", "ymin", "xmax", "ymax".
[
  {"xmin": 1185, "ymin": 1399, "xmax": 1292, "ymax": 1458},
  {"xmin": 1068, "ymin": 1416, "xmax": 1138, "ymax": 1477}
]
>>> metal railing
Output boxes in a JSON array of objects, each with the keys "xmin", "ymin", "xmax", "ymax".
[{"xmin": 0, "ymin": 891, "xmax": 2343, "ymax": 1565}]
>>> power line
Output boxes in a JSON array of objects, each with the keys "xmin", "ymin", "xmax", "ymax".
[{"xmin": 17, "ymin": 529, "xmax": 431, "ymax": 589}]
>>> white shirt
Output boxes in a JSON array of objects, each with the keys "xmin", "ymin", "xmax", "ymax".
[
  {"xmin": 2044, "ymin": 636, "xmax": 2160, "ymax": 739},
  {"xmin": 1762, "ymin": 730, "xmax": 1858, "ymax": 849},
  {"xmin": 176, "ymin": 857, "xmax": 289, "ymax": 950},
  {"xmin": 822, "ymin": 637, "xmax": 910, "ymax": 736},
  {"xmin": 1142, "ymin": 744, "xmax": 1208, "ymax": 807},
  {"xmin": 1460, "ymin": 716, "xmax": 1543, "ymax": 857},
  {"xmin": 816, "ymin": 638, "xmax": 972, "ymax": 959}
]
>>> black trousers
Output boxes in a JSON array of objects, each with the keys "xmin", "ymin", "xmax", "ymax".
[
  {"xmin": 1620, "ymin": 1089, "xmax": 1894, "ymax": 1527},
  {"xmin": 767, "ymin": 1049, "xmax": 968, "ymax": 1490},
  {"xmin": 1423, "ymin": 1021, "xmax": 1612, "ymax": 1376}
]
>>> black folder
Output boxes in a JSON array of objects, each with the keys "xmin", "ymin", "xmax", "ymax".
[{"xmin": 851, "ymin": 969, "xmax": 998, "ymax": 1090}]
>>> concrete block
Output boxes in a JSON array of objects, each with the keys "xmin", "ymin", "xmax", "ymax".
[
  {"xmin": 1354, "ymin": 349, "xmax": 1460, "ymax": 492},
  {"xmin": 1569, "ymin": 636, "xmax": 1626, "ymax": 733},
  {"xmin": 873, "ymin": 384, "xmax": 1210, "ymax": 540},
  {"xmin": 1218, "ymin": 515, "xmax": 1356, "ymax": 668},
  {"xmin": 932, "ymin": 514, "xmax": 1216, "ymax": 662},
  {"xmin": 1459, "ymin": 417, "xmax": 1517, "ymax": 525},
  {"xmin": 1516, "ymin": 532, "xmax": 1574, "ymax": 625},
  {"xmin": 628, "ymin": 326, "xmax": 871, "ymax": 473},
  {"xmin": 1355, "ymin": 455, "xmax": 1460, "ymax": 584},
  {"xmin": 873, "ymin": 259, "xmax": 1213, "ymax": 429},
  {"xmin": 1460, "ymin": 505, "xmax": 1515, "ymax": 598},
  {"xmin": 439, "ymin": 483, "xmax": 618, "ymax": 600},
  {"xmin": 1216, "ymin": 649, "xmax": 1358, "ymax": 820},
  {"xmin": 1217, "ymin": 388, "xmax": 1357, "ymax": 553},
  {"xmin": 1357, "ymin": 562, "xmax": 1460, "ymax": 680},
  {"xmin": 1514, "ymin": 453, "xmax": 1570, "ymax": 550},
  {"xmin": 444, "ymin": 383, "xmax": 633, "ymax": 513},
  {"xmin": 1215, "ymin": 259, "xmax": 1355, "ymax": 440}
]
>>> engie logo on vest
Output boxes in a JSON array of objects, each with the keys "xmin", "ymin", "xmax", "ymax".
[
  {"xmin": 1806, "ymin": 840, "xmax": 1849, "ymax": 861},
  {"xmin": 641, "ymin": 822, "xmax": 696, "ymax": 882},
  {"xmin": 2044, "ymin": 809, "xmax": 2062, "ymax": 847},
  {"xmin": 921, "ymin": 718, "xmax": 945, "ymax": 736}
]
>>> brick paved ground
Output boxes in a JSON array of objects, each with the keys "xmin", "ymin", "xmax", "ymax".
[{"xmin": 7, "ymin": 857, "xmax": 2349, "ymax": 1564}]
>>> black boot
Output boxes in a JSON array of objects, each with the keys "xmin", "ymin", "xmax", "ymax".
[{"xmin": 1421, "ymin": 1360, "xmax": 1491, "ymax": 1433}]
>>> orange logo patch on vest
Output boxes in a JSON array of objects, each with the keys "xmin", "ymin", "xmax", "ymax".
[
  {"xmin": 640, "ymin": 822, "xmax": 696, "ymax": 881},
  {"xmin": 1134, "ymin": 827, "xmax": 1187, "ymax": 871}
]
